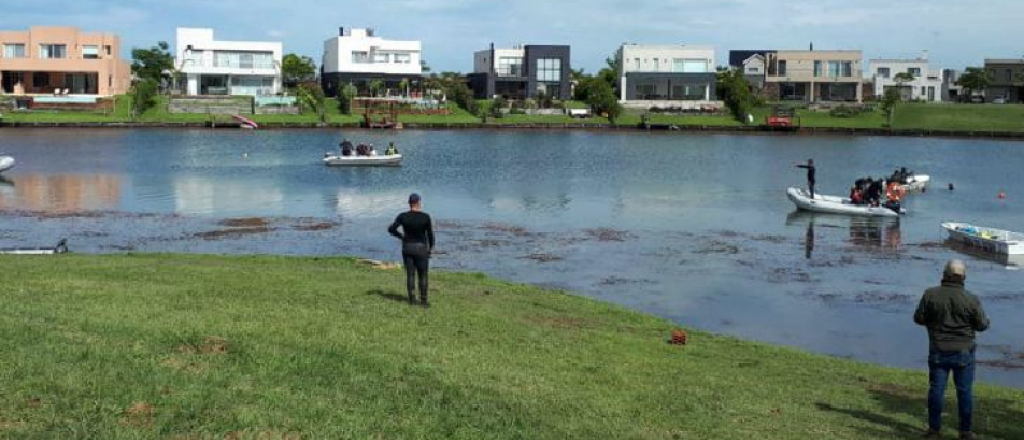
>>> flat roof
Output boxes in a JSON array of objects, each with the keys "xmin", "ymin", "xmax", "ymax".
[{"xmin": 985, "ymin": 59, "xmax": 1024, "ymax": 64}]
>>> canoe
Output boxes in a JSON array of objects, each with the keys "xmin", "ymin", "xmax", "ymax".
[
  {"xmin": 942, "ymin": 222, "xmax": 1024, "ymax": 255},
  {"xmin": 786, "ymin": 187, "xmax": 904, "ymax": 218},
  {"xmin": 323, "ymin": 153, "xmax": 402, "ymax": 167},
  {"xmin": 0, "ymin": 155, "xmax": 15, "ymax": 173},
  {"xmin": 0, "ymin": 238, "xmax": 69, "ymax": 255},
  {"xmin": 900, "ymin": 174, "xmax": 929, "ymax": 192}
]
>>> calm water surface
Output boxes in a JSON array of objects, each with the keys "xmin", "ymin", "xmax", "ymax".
[{"xmin": 2, "ymin": 128, "xmax": 1022, "ymax": 386}]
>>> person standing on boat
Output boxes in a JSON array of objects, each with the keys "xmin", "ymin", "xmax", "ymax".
[
  {"xmin": 914, "ymin": 260, "xmax": 989, "ymax": 440},
  {"xmin": 340, "ymin": 139, "xmax": 354, "ymax": 157},
  {"xmin": 795, "ymin": 159, "xmax": 816, "ymax": 198},
  {"xmin": 385, "ymin": 142, "xmax": 398, "ymax": 156},
  {"xmin": 388, "ymin": 193, "xmax": 435, "ymax": 307}
]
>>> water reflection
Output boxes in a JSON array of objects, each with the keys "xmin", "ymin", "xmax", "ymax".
[
  {"xmin": 786, "ymin": 210, "xmax": 902, "ymax": 257},
  {"xmin": 0, "ymin": 174, "xmax": 121, "ymax": 212},
  {"xmin": 945, "ymin": 240, "xmax": 1024, "ymax": 269},
  {"xmin": 173, "ymin": 176, "xmax": 285, "ymax": 215}
]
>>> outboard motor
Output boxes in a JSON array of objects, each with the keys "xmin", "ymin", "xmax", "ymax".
[{"xmin": 54, "ymin": 238, "xmax": 69, "ymax": 254}]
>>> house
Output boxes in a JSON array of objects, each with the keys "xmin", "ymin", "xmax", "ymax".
[
  {"xmin": 175, "ymin": 27, "xmax": 282, "ymax": 96},
  {"xmin": 728, "ymin": 50, "xmax": 773, "ymax": 91},
  {"xmin": 0, "ymin": 26, "xmax": 130, "ymax": 96},
  {"xmin": 765, "ymin": 50, "xmax": 863, "ymax": 102},
  {"xmin": 467, "ymin": 44, "xmax": 571, "ymax": 100},
  {"xmin": 941, "ymin": 69, "xmax": 962, "ymax": 102},
  {"xmin": 616, "ymin": 44, "xmax": 718, "ymax": 108},
  {"xmin": 984, "ymin": 59, "xmax": 1024, "ymax": 103},
  {"xmin": 321, "ymin": 27, "xmax": 422, "ymax": 97},
  {"xmin": 868, "ymin": 54, "xmax": 943, "ymax": 102}
]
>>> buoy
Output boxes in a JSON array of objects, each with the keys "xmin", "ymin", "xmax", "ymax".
[
  {"xmin": 998, "ymin": 191, "xmax": 1006, "ymax": 199},
  {"xmin": 948, "ymin": 183, "xmax": 955, "ymax": 191},
  {"xmin": 242, "ymin": 152, "xmax": 248, "ymax": 159}
]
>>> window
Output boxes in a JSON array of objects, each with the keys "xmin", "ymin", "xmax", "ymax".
[
  {"xmin": 394, "ymin": 53, "xmax": 412, "ymax": 64},
  {"xmin": 1007, "ymin": 69, "xmax": 1014, "ymax": 82},
  {"xmin": 778, "ymin": 60, "xmax": 787, "ymax": 76},
  {"xmin": 372, "ymin": 53, "xmax": 390, "ymax": 64},
  {"xmin": 653, "ymin": 58, "xmax": 659, "ymax": 71},
  {"xmin": 841, "ymin": 61, "xmax": 853, "ymax": 78},
  {"xmin": 908, "ymin": 67, "xmax": 921, "ymax": 77},
  {"xmin": 39, "ymin": 44, "xmax": 67, "ymax": 59},
  {"xmin": 351, "ymin": 51, "xmax": 369, "ymax": 64},
  {"xmin": 33, "ymin": 72, "xmax": 50, "ymax": 87},
  {"xmin": 813, "ymin": 60, "xmax": 823, "ymax": 77},
  {"xmin": 104, "ymin": 45, "xmax": 111, "ymax": 56},
  {"xmin": 83, "ymin": 45, "xmax": 99, "ymax": 59},
  {"xmin": 214, "ymin": 51, "xmax": 273, "ymax": 69},
  {"xmin": 634, "ymin": 58, "xmax": 640, "ymax": 69},
  {"xmin": 827, "ymin": 61, "xmax": 841, "ymax": 78},
  {"xmin": 877, "ymin": 67, "xmax": 891, "ymax": 79},
  {"xmin": 680, "ymin": 59, "xmax": 708, "ymax": 73},
  {"xmin": 747, "ymin": 67, "xmax": 760, "ymax": 73},
  {"xmin": 536, "ymin": 58, "xmax": 561, "ymax": 82},
  {"xmin": 3, "ymin": 43, "xmax": 26, "ymax": 58},
  {"xmin": 498, "ymin": 57, "xmax": 523, "ymax": 76}
]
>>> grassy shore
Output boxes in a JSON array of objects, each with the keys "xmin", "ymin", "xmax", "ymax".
[{"xmin": 1, "ymin": 254, "xmax": 1022, "ymax": 440}]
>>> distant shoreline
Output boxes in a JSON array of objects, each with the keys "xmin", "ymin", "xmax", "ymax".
[{"xmin": 3, "ymin": 120, "xmax": 1024, "ymax": 141}]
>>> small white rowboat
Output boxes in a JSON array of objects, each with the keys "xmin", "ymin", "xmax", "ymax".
[
  {"xmin": 323, "ymin": 153, "xmax": 402, "ymax": 167},
  {"xmin": 787, "ymin": 187, "xmax": 904, "ymax": 218},
  {"xmin": 0, "ymin": 239, "xmax": 69, "ymax": 255},
  {"xmin": 900, "ymin": 174, "xmax": 930, "ymax": 192},
  {"xmin": 942, "ymin": 222, "xmax": 1024, "ymax": 256}
]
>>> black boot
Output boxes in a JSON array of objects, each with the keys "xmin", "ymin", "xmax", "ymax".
[
  {"xmin": 420, "ymin": 295, "xmax": 430, "ymax": 308},
  {"xmin": 408, "ymin": 292, "xmax": 418, "ymax": 304}
]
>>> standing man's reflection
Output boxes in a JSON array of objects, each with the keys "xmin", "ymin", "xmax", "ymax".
[{"xmin": 805, "ymin": 220, "xmax": 815, "ymax": 259}]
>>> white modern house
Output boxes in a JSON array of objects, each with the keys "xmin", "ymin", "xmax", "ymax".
[
  {"xmin": 175, "ymin": 27, "xmax": 282, "ymax": 96},
  {"xmin": 321, "ymin": 27, "xmax": 422, "ymax": 97},
  {"xmin": 868, "ymin": 53, "xmax": 943, "ymax": 102},
  {"xmin": 615, "ymin": 44, "xmax": 719, "ymax": 109}
]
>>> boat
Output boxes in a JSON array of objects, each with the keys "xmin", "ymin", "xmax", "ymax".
[
  {"xmin": 899, "ymin": 174, "xmax": 930, "ymax": 192},
  {"xmin": 941, "ymin": 222, "xmax": 1024, "ymax": 255},
  {"xmin": 231, "ymin": 114, "xmax": 258, "ymax": 129},
  {"xmin": 323, "ymin": 153, "xmax": 402, "ymax": 167},
  {"xmin": 0, "ymin": 155, "xmax": 15, "ymax": 173},
  {"xmin": 786, "ymin": 187, "xmax": 904, "ymax": 218},
  {"xmin": 0, "ymin": 238, "xmax": 69, "ymax": 255}
]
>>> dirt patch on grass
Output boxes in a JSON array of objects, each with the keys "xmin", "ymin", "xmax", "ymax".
[
  {"xmin": 865, "ymin": 382, "xmax": 916, "ymax": 399},
  {"xmin": 120, "ymin": 401, "xmax": 155, "ymax": 428},
  {"xmin": 25, "ymin": 398, "xmax": 42, "ymax": 409},
  {"xmin": 584, "ymin": 228, "xmax": 635, "ymax": 242},
  {"xmin": 224, "ymin": 430, "xmax": 302, "ymax": 440},
  {"xmin": 220, "ymin": 217, "xmax": 270, "ymax": 228},
  {"xmin": 193, "ymin": 227, "xmax": 274, "ymax": 240},
  {"xmin": 177, "ymin": 336, "xmax": 230, "ymax": 355},
  {"xmin": 357, "ymin": 258, "xmax": 401, "ymax": 270},
  {"xmin": 530, "ymin": 315, "xmax": 590, "ymax": 330}
]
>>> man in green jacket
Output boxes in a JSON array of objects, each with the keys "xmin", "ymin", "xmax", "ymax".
[{"xmin": 914, "ymin": 260, "xmax": 989, "ymax": 440}]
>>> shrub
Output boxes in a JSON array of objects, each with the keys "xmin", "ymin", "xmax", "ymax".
[{"xmin": 130, "ymin": 79, "xmax": 158, "ymax": 117}]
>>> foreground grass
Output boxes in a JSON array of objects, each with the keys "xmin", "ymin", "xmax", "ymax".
[{"xmin": 1, "ymin": 254, "xmax": 1022, "ymax": 440}]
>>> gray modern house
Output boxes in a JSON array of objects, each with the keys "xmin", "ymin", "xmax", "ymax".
[
  {"xmin": 615, "ymin": 43, "xmax": 718, "ymax": 109},
  {"xmin": 984, "ymin": 59, "xmax": 1024, "ymax": 102},
  {"xmin": 468, "ymin": 44, "xmax": 571, "ymax": 100}
]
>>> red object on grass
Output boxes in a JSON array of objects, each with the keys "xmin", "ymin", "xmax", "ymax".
[{"xmin": 670, "ymin": 329, "xmax": 687, "ymax": 345}]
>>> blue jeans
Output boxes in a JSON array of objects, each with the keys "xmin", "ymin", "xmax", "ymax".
[{"xmin": 928, "ymin": 348, "xmax": 975, "ymax": 433}]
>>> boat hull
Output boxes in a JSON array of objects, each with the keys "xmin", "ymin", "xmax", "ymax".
[
  {"xmin": 900, "ymin": 174, "xmax": 930, "ymax": 192},
  {"xmin": 0, "ymin": 156, "xmax": 15, "ymax": 173},
  {"xmin": 942, "ymin": 222, "xmax": 1024, "ymax": 255},
  {"xmin": 787, "ymin": 187, "xmax": 902, "ymax": 217},
  {"xmin": 323, "ymin": 154, "xmax": 402, "ymax": 167}
]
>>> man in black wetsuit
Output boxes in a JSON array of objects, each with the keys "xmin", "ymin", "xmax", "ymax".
[
  {"xmin": 340, "ymin": 139, "xmax": 354, "ymax": 156},
  {"xmin": 795, "ymin": 159, "xmax": 816, "ymax": 198},
  {"xmin": 388, "ymin": 193, "xmax": 435, "ymax": 307}
]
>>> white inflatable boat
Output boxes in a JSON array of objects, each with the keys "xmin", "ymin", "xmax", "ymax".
[
  {"xmin": 787, "ymin": 187, "xmax": 904, "ymax": 218},
  {"xmin": 900, "ymin": 174, "xmax": 930, "ymax": 192},
  {"xmin": 323, "ymin": 153, "xmax": 402, "ymax": 167},
  {"xmin": 0, "ymin": 155, "xmax": 15, "ymax": 173}
]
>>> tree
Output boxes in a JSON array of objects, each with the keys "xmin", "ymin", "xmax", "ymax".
[
  {"xmin": 955, "ymin": 67, "xmax": 990, "ymax": 101},
  {"xmin": 880, "ymin": 87, "xmax": 900, "ymax": 127},
  {"xmin": 130, "ymin": 79, "xmax": 158, "ymax": 118},
  {"xmin": 398, "ymin": 78, "xmax": 409, "ymax": 98},
  {"xmin": 296, "ymin": 83, "xmax": 327, "ymax": 122},
  {"xmin": 281, "ymin": 54, "xmax": 317, "ymax": 89},
  {"xmin": 369, "ymin": 79, "xmax": 385, "ymax": 97},
  {"xmin": 131, "ymin": 41, "xmax": 174, "ymax": 84},
  {"xmin": 716, "ymin": 68, "xmax": 755, "ymax": 123},
  {"xmin": 581, "ymin": 77, "xmax": 622, "ymax": 124},
  {"xmin": 892, "ymin": 71, "xmax": 915, "ymax": 101},
  {"xmin": 338, "ymin": 83, "xmax": 357, "ymax": 115}
]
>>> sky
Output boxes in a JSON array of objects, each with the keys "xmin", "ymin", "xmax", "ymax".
[{"xmin": 2, "ymin": 0, "xmax": 1022, "ymax": 73}]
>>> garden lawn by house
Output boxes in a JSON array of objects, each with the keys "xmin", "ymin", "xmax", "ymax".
[
  {"xmin": 892, "ymin": 103, "xmax": 1024, "ymax": 132},
  {"xmin": 1, "ymin": 253, "xmax": 1023, "ymax": 440}
]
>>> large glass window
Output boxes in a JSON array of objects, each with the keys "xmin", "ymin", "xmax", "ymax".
[
  {"xmin": 681, "ymin": 59, "xmax": 708, "ymax": 73},
  {"xmin": 83, "ymin": 45, "xmax": 99, "ymax": 59},
  {"xmin": 351, "ymin": 51, "xmax": 369, "ymax": 64},
  {"xmin": 841, "ymin": 61, "xmax": 853, "ymax": 78},
  {"xmin": 373, "ymin": 53, "xmax": 390, "ymax": 64},
  {"xmin": 908, "ymin": 67, "xmax": 921, "ymax": 77},
  {"xmin": 877, "ymin": 67, "xmax": 891, "ymax": 79},
  {"xmin": 827, "ymin": 61, "xmax": 841, "ymax": 78},
  {"xmin": 778, "ymin": 60, "xmax": 787, "ymax": 76},
  {"xmin": 215, "ymin": 51, "xmax": 274, "ymax": 69},
  {"xmin": 394, "ymin": 53, "xmax": 412, "ymax": 64},
  {"xmin": 498, "ymin": 57, "xmax": 523, "ymax": 76},
  {"xmin": 3, "ymin": 43, "xmax": 26, "ymax": 58},
  {"xmin": 813, "ymin": 60, "xmax": 823, "ymax": 77},
  {"xmin": 536, "ymin": 58, "xmax": 561, "ymax": 82},
  {"xmin": 39, "ymin": 44, "xmax": 67, "ymax": 59}
]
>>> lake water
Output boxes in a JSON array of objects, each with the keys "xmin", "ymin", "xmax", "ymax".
[{"xmin": 2, "ymin": 128, "xmax": 1022, "ymax": 387}]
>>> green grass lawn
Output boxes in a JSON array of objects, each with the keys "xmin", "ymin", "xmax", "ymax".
[
  {"xmin": 893, "ymin": 103, "xmax": 1024, "ymax": 132},
  {"xmin": 0, "ymin": 95, "xmax": 133, "ymax": 123},
  {"xmin": 1, "ymin": 254, "xmax": 1022, "ymax": 439}
]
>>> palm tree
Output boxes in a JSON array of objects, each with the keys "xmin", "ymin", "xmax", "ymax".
[{"xmin": 893, "ymin": 72, "xmax": 915, "ymax": 101}]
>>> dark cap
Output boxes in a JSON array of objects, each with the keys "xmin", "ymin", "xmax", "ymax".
[{"xmin": 408, "ymin": 193, "xmax": 421, "ymax": 204}]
